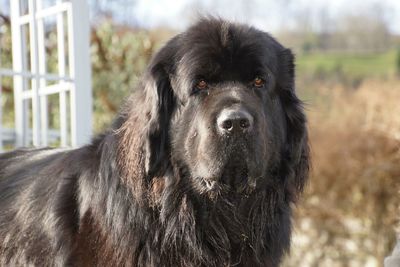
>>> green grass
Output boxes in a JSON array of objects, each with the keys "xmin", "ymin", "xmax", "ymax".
[{"xmin": 296, "ymin": 49, "xmax": 398, "ymax": 79}]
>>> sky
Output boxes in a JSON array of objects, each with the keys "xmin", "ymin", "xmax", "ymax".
[
  {"xmin": 127, "ymin": 0, "xmax": 400, "ymax": 34},
  {"xmin": 1, "ymin": 0, "xmax": 400, "ymax": 34}
]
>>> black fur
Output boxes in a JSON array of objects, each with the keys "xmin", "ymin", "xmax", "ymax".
[{"xmin": 0, "ymin": 18, "xmax": 309, "ymax": 267}]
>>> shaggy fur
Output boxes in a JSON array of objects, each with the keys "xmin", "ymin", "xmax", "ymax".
[{"xmin": 0, "ymin": 18, "xmax": 309, "ymax": 267}]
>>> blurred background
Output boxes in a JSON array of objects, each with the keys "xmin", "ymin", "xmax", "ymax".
[{"xmin": 1, "ymin": 0, "xmax": 400, "ymax": 266}]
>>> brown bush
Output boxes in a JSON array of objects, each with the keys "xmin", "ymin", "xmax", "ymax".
[{"xmin": 284, "ymin": 80, "xmax": 400, "ymax": 267}]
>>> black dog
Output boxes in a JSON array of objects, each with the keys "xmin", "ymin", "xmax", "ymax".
[{"xmin": 0, "ymin": 18, "xmax": 309, "ymax": 267}]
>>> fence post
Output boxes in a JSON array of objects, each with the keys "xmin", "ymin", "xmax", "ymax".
[
  {"xmin": 10, "ymin": 0, "xmax": 26, "ymax": 147},
  {"xmin": 68, "ymin": 0, "xmax": 92, "ymax": 147}
]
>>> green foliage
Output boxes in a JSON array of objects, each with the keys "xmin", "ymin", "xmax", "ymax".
[
  {"xmin": 296, "ymin": 50, "xmax": 398, "ymax": 84},
  {"xmin": 0, "ymin": 20, "xmax": 158, "ymax": 133},
  {"xmin": 0, "ymin": 21, "xmax": 156, "ymax": 132},
  {"xmin": 91, "ymin": 21, "xmax": 157, "ymax": 132},
  {"xmin": 0, "ymin": 21, "xmax": 14, "ymax": 128},
  {"xmin": 396, "ymin": 46, "xmax": 400, "ymax": 76}
]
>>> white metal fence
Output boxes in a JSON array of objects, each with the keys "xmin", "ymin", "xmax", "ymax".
[{"xmin": 0, "ymin": 0, "xmax": 92, "ymax": 151}]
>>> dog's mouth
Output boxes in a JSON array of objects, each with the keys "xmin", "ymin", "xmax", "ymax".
[
  {"xmin": 220, "ymin": 159, "xmax": 248, "ymax": 190},
  {"xmin": 200, "ymin": 157, "xmax": 256, "ymax": 195}
]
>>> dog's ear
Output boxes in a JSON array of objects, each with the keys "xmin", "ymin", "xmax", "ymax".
[
  {"xmin": 277, "ymin": 48, "xmax": 310, "ymax": 201},
  {"xmin": 143, "ymin": 39, "xmax": 179, "ymax": 177},
  {"xmin": 145, "ymin": 65, "xmax": 175, "ymax": 176},
  {"xmin": 116, "ymin": 38, "xmax": 180, "ymax": 199}
]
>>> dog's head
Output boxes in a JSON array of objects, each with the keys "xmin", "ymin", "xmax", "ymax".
[{"xmin": 119, "ymin": 18, "xmax": 309, "ymax": 200}]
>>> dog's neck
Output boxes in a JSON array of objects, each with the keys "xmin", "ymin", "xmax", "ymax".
[
  {"xmin": 143, "ymin": 167, "xmax": 290, "ymax": 266},
  {"xmin": 90, "ymin": 128, "xmax": 291, "ymax": 266}
]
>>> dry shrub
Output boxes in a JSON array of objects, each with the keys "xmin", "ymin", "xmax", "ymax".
[{"xmin": 284, "ymin": 80, "xmax": 400, "ymax": 267}]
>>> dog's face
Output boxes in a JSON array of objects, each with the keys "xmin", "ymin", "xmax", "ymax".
[{"xmin": 142, "ymin": 19, "xmax": 307, "ymax": 198}]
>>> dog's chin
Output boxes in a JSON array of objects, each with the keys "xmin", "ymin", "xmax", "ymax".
[{"xmin": 194, "ymin": 161, "xmax": 258, "ymax": 199}]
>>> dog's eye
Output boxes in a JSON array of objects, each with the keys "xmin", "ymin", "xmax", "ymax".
[
  {"xmin": 196, "ymin": 79, "xmax": 208, "ymax": 90},
  {"xmin": 253, "ymin": 77, "xmax": 265, "ymax": 88}
]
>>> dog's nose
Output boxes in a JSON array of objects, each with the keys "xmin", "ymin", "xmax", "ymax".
[{"xmin": 217, "ymin": 107, "xmax": 253, "ymax": 134}]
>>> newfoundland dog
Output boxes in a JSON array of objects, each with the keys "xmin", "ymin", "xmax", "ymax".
[{"xmin": 0, "ymin": 18, "xmax": 309, "ymax": 267}]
